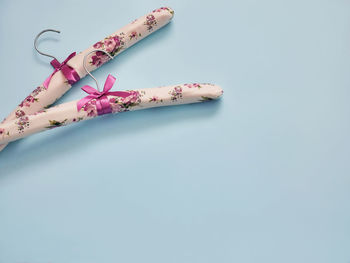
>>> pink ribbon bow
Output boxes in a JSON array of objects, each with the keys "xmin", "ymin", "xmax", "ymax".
[
  {"xmin": 77, "ymin": 74, "xmax": 132, "ymax": 116},
  {"xmin": 43, "ymin": 52, "xmax": 80, "ymax": 89}
]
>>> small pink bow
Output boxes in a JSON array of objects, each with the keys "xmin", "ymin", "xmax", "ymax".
[
  {"xmin": 43, "ymin": 52, "xmax": 80, "ymax": 89},
  {"xmin": 77, "ymin": 74, "xmax": 132, "ymax": 116}
]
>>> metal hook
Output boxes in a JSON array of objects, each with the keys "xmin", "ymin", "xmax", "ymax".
[
  {"xmin": 83, "ymin": 49, "xmax": 113, "ymax": 92},
  {"xmin": 34, "ymin": 29, "xmax": 61, "ymax": 61}
]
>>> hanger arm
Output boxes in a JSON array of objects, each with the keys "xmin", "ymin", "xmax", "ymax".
[
  {"xmin": 0, "ymin": 84, "xmax": 223, "ymax": 145},
  {"xmin": 0, "ymin": 7, "xmax": 174, "ymax": 152}
]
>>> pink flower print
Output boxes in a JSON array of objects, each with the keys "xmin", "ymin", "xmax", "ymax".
[
  {"xmin": 147, "ymin": 14, "xmax": 155, "ymax": 21},
  {"xmin": 114, "ymin": 91, "xmax": 142, "ymax": 110},
  {"xmin": 83, "ymin": 103, "xmax": 98, "ymax": 117},
  {"xmin": 93, "ymin": 41, "xmax": 103, "ymax": 49},
  {"xmin": 174, "ymin": 87, "xmax": 182, "ymax": 93},
  {"xmin": 184, "ymin": 83, "xmax": 201, "ymax": 89},
  {"xmin": 92, "ymin": 35, "xmax": 124, "ymax": 58},
  {"xmin": 144, "ymin": 14, "xmax": 157, "ymax": 31},
  {"xmin": 113, "ymin": 36, "xmax": 121, "ymax": 47},
  {"xmin": 91, "ymin": 51, "xmax": 110, "ymax": 67},
  {"xmin": 152, "ymin": 7, "xmax": 174, "ymax": 16},
  {"xmin": 32, "ymin": 86, "xmax": 45, "ymax": 96},
  {"xmin": 149, "ymin": 96, "xmax": 162, "ymax": 103},
  {"xmin": 110, "ymin": 100, "xmax": 122, "ymax": 113},
  {"xmin": 19, "ymin": 95, "xmax": 36, "ymax": 107},
  {"xmin": 169, "ymin": 86, "xmax": 183, "ymax": 101},
  {"xmin": 26, "ymin": 95, "xmax": 35, "ymax": 103},
  {"xmin": 129, "ymin": 31, "xmax": 138, "ymax": 40},
  {"xmin": 15, "ymin": 109, "xmax": 26, "ymax": 118},
  {"xmin": 130, "ymin": 91, "xmax": 140, "ymax": 104},
  {"xmin": 16, "ymin": 116, "xmax": 29, "ymax": 133},
  {"xmin": 109, "ymin": 35, "xmax": 123, "ymax": 55},
  {"xmin": 104, "ymin": 38, "xmax": 117, "ymax": 53},
  {"xmin": 122, "ymin": 91, "xmax": 140, "ymax": 105},
  {"xmin": 153, "ymin": 7, "xmax": 167, "ymax": 12},
  {"xmin": 17, "ymin": 116, "xmax": 29, "ymax": 126},
  {"xmin": 87, "ymin": 108, "xmax": 97, "ymax": 117}
]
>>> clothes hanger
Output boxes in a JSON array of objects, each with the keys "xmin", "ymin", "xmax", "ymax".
[
  {"xmin": 0, "ymin": 7, "xmax": 174, "ymax": 151},
  {"xmin": 0, "ymin": 49, "xmax": 223, "ymax": 145}
]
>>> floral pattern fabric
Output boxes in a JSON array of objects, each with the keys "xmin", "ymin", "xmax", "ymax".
[
  {"xmin": 91, "ymin": 34, "xmax": 125, "ymax": 66},
  {"xmin": 0, "ymin": 84, "xmax": 223, "ymax": 144},
  {"xmin": 0, "ymin": 7, "xmax": 174, "ymax": 149},
  {"xmin": 84, "ymin": 7, "xmax": 174, "ymax": 70}
]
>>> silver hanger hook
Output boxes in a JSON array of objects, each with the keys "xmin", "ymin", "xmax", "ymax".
[
  {"xmin": 83, "ymin": 49, "xmax": 113, "ymax": 92},
  {"xmin": 34, "ymin": 29, "xmax": 61, "ymax": 61}
]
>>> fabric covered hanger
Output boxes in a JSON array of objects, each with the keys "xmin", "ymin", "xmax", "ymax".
[
  {"xmin": 0, "ymin": 49, "xmax": 223, "ymax": 145},
  {"xmin": 0, "ymin": 7, "xmax": 174, "ymax": 151}
]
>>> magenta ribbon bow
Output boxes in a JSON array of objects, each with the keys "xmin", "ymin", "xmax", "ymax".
[
  {"xmin": 77, "ymin": 74, "xmax": 132, "ymax": 116},
  {"xmin": 43, "ymin": 52, "xmax": 80, "ymax": 89}
]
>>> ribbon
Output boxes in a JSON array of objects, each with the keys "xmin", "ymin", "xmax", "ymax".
[
  {"xmin": 43, "ymin": 52, "xmax": 80, "ymax": 89},
  {"xmin": 77, "ymin": 74, "xmax": 132, "ymax": 116}
]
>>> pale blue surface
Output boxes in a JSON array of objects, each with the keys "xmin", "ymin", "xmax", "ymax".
[{"xmin": 0, "ymin": 0, "xmax": 350, "ymax": 262}]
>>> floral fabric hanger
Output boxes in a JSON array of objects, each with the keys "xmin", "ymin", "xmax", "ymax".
[
  {"xmin": 0, "ymin": 7, "xmax": 174, "ymax": 151},
  {"xmin": 0, "ymin": 48, "xmax": 223, "ymax": 145}
]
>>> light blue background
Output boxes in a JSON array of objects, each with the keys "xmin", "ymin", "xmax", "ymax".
[{"xmin": 0, "ymin": 0, "xmax": 350, "ymax": 262}]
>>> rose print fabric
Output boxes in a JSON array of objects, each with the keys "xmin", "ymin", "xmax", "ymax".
[
  {"xmin": 0, "ymin": 7, "xmax": 174, "ymax": 151},
  {"xmin": 0, "ymin": 84, "xmax": 223, "ymax": 144}
]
